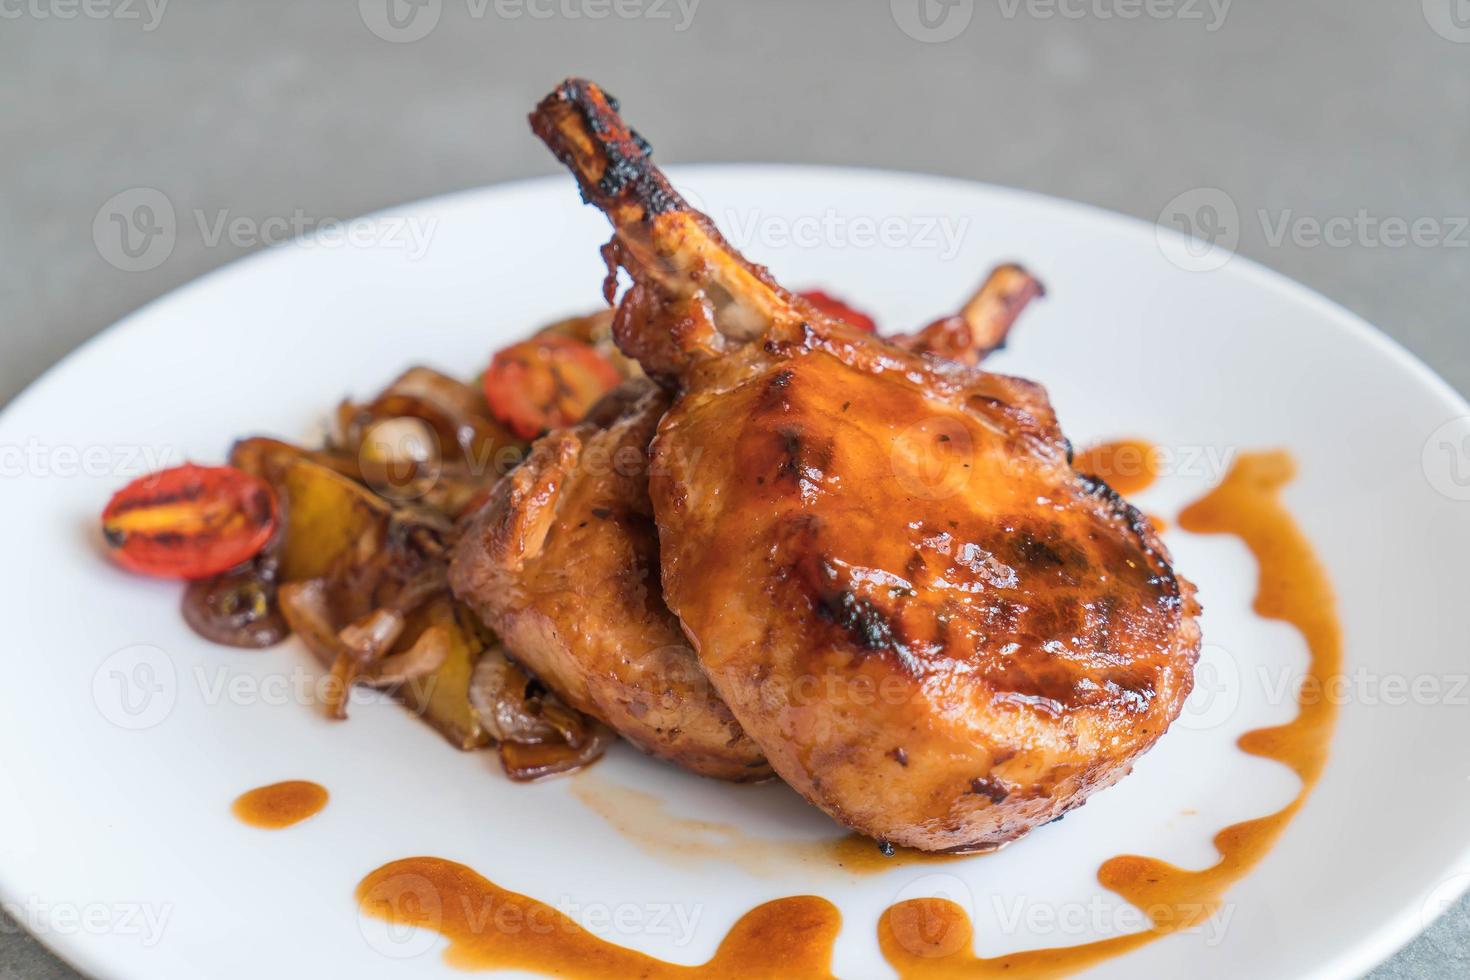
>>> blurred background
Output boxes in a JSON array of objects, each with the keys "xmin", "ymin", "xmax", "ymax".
[{"xmin": 1, "ymin": 2, "xmax": 1466, "ymax": 976}]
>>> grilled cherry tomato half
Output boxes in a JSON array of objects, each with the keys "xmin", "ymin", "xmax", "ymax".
[
  {"xmin": 799, "ymin": 289, "xmax": 877, "ymax": 332},
  {"xmin": 482, "ymin": 334, "xmax": 621, "ymax": 439},
  {"xmin": 102, "ymin": 464, "xmax": 279, "ymax": 580}
]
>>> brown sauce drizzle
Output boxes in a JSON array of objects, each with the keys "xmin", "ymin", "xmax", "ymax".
[
  {"xmin": 354, "ymin": 450, "xmax": 1338, "ymax": 979},
  {"xmin": 357, "ymin": 857, "xmax": 839, "ymax": 977},
  {"xmin": 1073, "ymin": 439, "xmax": 1160, "ymax": 496},
  {"xmin": 1099, "ymin": 450, "xmax": 1340, "ymax": 922},
  {"xmin": 232, "ymin": 780, "xmax": 328, "ymax": 829},
  {"xmin": 879, "ymin": 449, "xmax": 1342, "ymax": 977},
  {"xmin": 879, "ymin": 899, "xmax": 1158, "ymax": 978}
]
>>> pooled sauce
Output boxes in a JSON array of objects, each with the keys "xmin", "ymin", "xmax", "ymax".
[
  {"xmin": 357, "ymin": 857, "xmax": 839, "ymax": 977},
  {"xmin": 572, "ymin": 772, "xmax": 972, "ymax": 876},
  {"xmin": 879, "ymin": 450, "xmax": 1343, "ymax": 978},
  {"xmin": 232, "ymin": 780, "xmax": 328, "ymax": 829},
  {"xmin": 1073, "ymin": 439, "xmax": 1160, "ymax": 496}
]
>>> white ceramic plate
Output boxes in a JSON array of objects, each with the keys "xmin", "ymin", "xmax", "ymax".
[{"xmin": 2, "ymin": 167, "xmax": 1468, "ymax": 980}]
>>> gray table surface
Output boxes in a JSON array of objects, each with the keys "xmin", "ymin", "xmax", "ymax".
[{"xmin": 2, "ymin": 2, "xmax": 1467, "ymax": 977}]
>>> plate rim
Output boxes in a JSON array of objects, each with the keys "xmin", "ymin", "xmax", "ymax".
[{"xmin": 2, "ymin": 163, "xmax": 1467, "ymax": 980}]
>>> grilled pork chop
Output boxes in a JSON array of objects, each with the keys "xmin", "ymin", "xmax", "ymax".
[
  {"xmin": 451, "ymin": 379, "xmax": 770, "ymax": 779},
  {"xmin": 529, "ymin": 78, "xmax": 1201, "ymax": 851},
  {"xmin": 451, "ymin": 266, "xmax": 1042, "ymax": 780}
]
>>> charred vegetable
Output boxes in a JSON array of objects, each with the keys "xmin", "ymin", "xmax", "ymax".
[
  {"xmin": 181, "ymin": 552, "xmax": 290, "ymax": 649},
  {"xmin": 391, "ymin": 600, "xmax": 496, "ymax": 751},
  {"xmin": 482, "ymin": 334, "xmax": 621, "ymax": 439},
  {"xmin": 469, "ymin": 646, "xmax": 614, "ymax": 780},
  {"xmin": 101, "ymin": 314, "xmax": 626, "ymax": 774},
  {"xmin": 102, "ymin": 464, "xmax": 278, "ymax": 580},
  {"xmin": 332, "ymin": 367, "xmax": 524, "ymax": 516}
]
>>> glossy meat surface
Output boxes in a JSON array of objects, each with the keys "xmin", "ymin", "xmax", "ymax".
[
  {"xmin": 449, "ymin": 269, "xmax": 1036, "ymax": 783},
  {"xmin": 532, "ymin": 78, "xmax": 1200, "ymax": 849},
  {"xmin": 450, "ymin": 379, "xmax": 770, "ymax": 781},
  {"xmin": 653, "ymin": 342, "xmax": 1199, "ymax": 848}
]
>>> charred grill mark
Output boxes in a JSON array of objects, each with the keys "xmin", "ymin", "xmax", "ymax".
[
  {"xmin": 800, "ymin": 555, "xmax": 921, "ymax": 674},
  {"xmin": 106, "ymin": 484, "xmax": 206, "ymax": 515},
  {"xmin": 767, "ymin": 422, "xmax": 834, "ymax": 490},
  {"xmin": 534, "ymin": 78, "xmax": 683, "ymax": 218},
  {"xmin": 776, "ymin": 426, "xmax": 803, "ymax": 481},
  {"xmin": 1074, "ymin": 472, "xmax": 1181, "ymax": 601},
  {"xmin": 756, "ymin": 368, "xmax": 796, "ymax": 413},
  {"xmin": 822, "ymin": 589, "xmax": 898, "ymax": 653},
  {"xmin": 1009, "ymin": 529, "xmax": 1066, "ymax": 568},
  {"xmin": 969, "ymin": 777, "xmax": 1010, "ymax": 804}
]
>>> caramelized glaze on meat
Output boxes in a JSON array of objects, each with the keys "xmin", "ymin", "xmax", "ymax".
[
  {"xmin": 450, "ymin": 379, "xmax": 771, "ymax": 781},
  {"xmin": 450, "ymin": 261, "xmax": 1040, "ymax": 784},
  {"xmin": 531, "ymin": 78, "xmax": 1200, "ymax": 850}
]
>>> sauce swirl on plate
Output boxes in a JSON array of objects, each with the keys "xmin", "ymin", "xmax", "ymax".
[
  {"xmin": 878, "ymin": 449, "xmax": 1343, "ymax": 977},
  {"xmin": 358, "ymin": 857, "xmax": 839, "ymax": 978},
  {"xmin": 357, "ymin": 450, "xmax": 1341, "ymax": 979}
]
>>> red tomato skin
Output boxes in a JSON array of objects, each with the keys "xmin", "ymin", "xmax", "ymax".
[
  {"xmin": 798, "ymin": 290, "xmax": 878, "ymax": 332},
  {"xmin": 102, "ymin": 464, "xmax": 279, "ymax": 580},
  {"xmin": 482, "ymin": 334, "xmax": 621, "ymax": 439}
]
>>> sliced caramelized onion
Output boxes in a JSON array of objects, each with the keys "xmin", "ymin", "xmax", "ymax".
[
  {"xmin": 381, "ymin": 366, "xmax": 495, "ymax": 427},
  {"xmin": 230, "ymin": 436, "xmax": 362, "ymax": 486},
  {"xmin": 361, "ymin": 416, "xmax": 439, "ymax": 467},
  {"xmin": 469, "ymin": 645, "xmax": 615, "ymax": 779},
  {"xmin": 361, "ymin": 624, "xmax": 451, "ymax": 688},
  {"xmin": 279, "ymin": 579, "xmax": 454, "ymax": 718},
  {"xmin": 324, "ymin": 653, "xmax": 357, "ymax": 721},
  {"xmin": 336, "ymin": 366, "xmax": 521, "ymax": 474},
  {"xmin": 468, "ymin": 649, "xmax": 563, "ymax": 743},
  {"xmin": 386, "ymin": 566, "xmax": 450, "ymax": 616},
  {"xmin": 181, "ymin": 561, "xmax": 289, "ymax": 649},
  {"xmin": 533, "ymin": 690, "xmax": 596, "ymax": 748},
  {"xmin": 277, "ymin": 580, "xmax": 344, "ymax": 668},
  {"xmin": 499, "ymin": 725, "xmax": 615, "ymax": 782},
  {"xmin": 338, "ymin": 609, "xmax": 406, "ymax": 664},
  {"xmin": 277, "ymin": 579, "xmax": 358, "ymax": 720}
]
